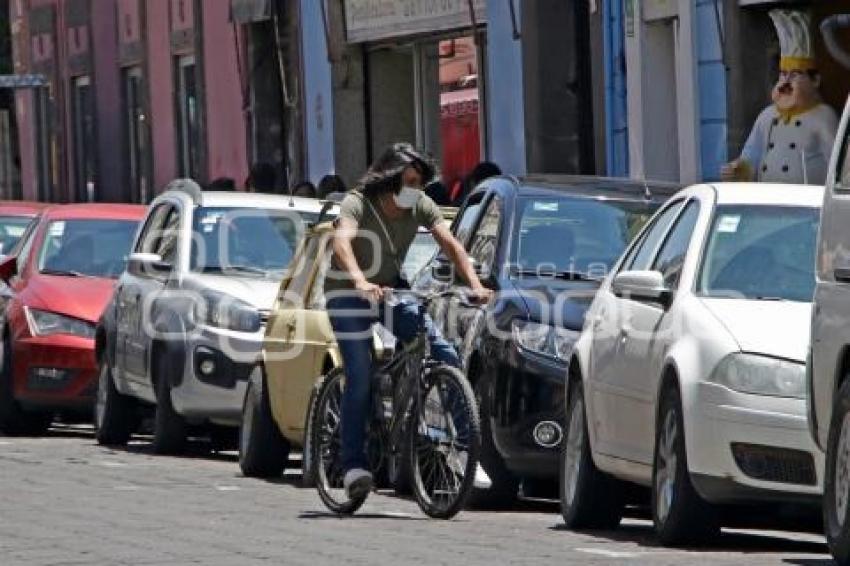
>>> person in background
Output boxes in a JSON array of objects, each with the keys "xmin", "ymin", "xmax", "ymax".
[
  {"xmin": 206, "ymin": 177, "xmax": 236, "ymax": 191},
  {"xmin": 292, "ymin": 181, "xmax": 317, "ymax": 199},
  {"xmin": 451, "ymin": 161, "xmax": 502, "ymax": 206},
  {"xmin": 246, "ymin": 162, "xmax": 276, "ymax": 193},
  {"xmin": 424, "ymin": 180, "xmax": 451, "ymax": 206},
  {"xmin": 318, "ymin": 174, "xmax": 347, "ymax": 200}
]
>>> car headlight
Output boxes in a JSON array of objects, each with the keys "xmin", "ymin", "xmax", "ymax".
[
  {"xmin": 193, "ymin": 291, "xmax": 261, "ymax": 333},
  {"xmin": 512, "ymin": 320, "xmax": 579, "ymax": 362},
  {"xmin": 25, "ymin": 307, "xmax": 95, "ymax": 339},
  {"xmin": 709, "ymin": 353, "xmax": 805, "ymax": 399}
]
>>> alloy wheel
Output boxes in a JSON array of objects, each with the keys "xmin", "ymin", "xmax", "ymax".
[
  {"xmin": 655, "ymin": 407, "xmax": 679, "ymax": 525},
  {"xmin": 563, "ymin": 396, "xmax": 584, "ymax": 507},
  {"xmin": 835, "ymin": 413, "xmax": 850, "ymax": 526}
]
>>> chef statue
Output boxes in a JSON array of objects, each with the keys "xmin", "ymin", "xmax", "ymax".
[{"xmin": 721, "ymin": 10, "xmax": 838, "ymax": 185}]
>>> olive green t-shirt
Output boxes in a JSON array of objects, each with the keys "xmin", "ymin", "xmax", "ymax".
[{"xmin": 324, "ymin": 191, "xmax": 444, "ymax": 294}]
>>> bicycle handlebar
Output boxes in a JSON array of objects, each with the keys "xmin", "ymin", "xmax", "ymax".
[{"xmin": 383, "ymin": 288, "xmax": 481, "ymax": 307}]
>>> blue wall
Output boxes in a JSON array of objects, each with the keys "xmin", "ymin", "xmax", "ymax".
[
  {"xmin": 696, "ymin": 0, "xmax": 728, "ymax": 181},
  {"xmin": 300, "ymin": 0, "xmax": 335, "ymax": 184},
  {"xmin": 604, "ymin": 0, "xmax": 629, "ymax": 177},
  {"xmin": 485, "ymin": 0, "xmax": 526, "ymax": 176}
]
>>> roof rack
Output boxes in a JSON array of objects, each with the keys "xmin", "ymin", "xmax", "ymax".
[{"xmin": 163, "ymin": 178, "xmax": 203, "ymax": 205}]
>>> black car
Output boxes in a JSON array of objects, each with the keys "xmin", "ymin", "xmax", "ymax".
[{"xmin": 413, "ymin": 175, "xmax": 680, "ymax": 504}]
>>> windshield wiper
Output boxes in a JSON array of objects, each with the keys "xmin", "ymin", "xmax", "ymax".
[
  {"xmin": 753, "ymin": 296, "xmax": 787, "ymax": 301},
  {"xmin": 40, "ymin": 268, "xmax": 93, "ymax": 278},
  {"xmin": 514, "ymin": 268, "xmax": 601, "ymax": 282}
]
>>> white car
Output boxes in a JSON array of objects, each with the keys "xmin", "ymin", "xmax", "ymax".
[
  {"xmin": 95, "ymin": 180, "xmax": 336, "ymax": 454},
  {"xmin": 563, "ymin": 182, "xmax": 824, "ymax": 546}
]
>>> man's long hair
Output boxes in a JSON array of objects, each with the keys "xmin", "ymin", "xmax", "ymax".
[{"xmin": 358, "ymin": 143, "xmax": 437, "ymax": 199}]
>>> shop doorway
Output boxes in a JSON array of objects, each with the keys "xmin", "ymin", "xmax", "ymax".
[{"xmin": 367, "ymin": 34, "xmax": 483, "ymax": 203}]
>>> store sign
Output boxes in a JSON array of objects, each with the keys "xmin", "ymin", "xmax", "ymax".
[
  {"xmin": 344, "ymin": 0, "xmax": 487, "ymax": 44},
  {"xmin": 0, "ymin": 74, "xmax": 48, "ymax": 88}
]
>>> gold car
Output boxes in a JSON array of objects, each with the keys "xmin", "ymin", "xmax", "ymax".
[
  {"xmin": 239, "ymin": 208, "xmax": 456, "ymax": 480},
  {"xmin": 237, "ymin": 222, "xmax": 391, "ymax": 480}
]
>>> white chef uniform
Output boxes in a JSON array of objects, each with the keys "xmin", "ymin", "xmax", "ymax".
[{"xmin": 741, "ymin": 103, "xmax": 838, "ymax": 185}]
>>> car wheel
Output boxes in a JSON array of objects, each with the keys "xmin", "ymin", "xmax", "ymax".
[
  {"xmin": 560, "ymin": 378, "xmax": 624, "ymax": 530},
  {"xmin": 0, "ymin": 333, "xmax": 50, "ymax": 436},
  {"xmin": 152, "ymin": 353, "xmax": 187, "ymax": 455},
  {"xmin": 824, "ymin": 379, "xmax": 850, "ymax": 565},
  {"xmin": 94, "ymin": 356, "xmax": 138, "ymax": 446},
  {"xmin": 468, "ymin": 369, "xmax": 519, "ymax": 509},
  {"xmin": 652, "ymin": 384, "xmax": 719, "ymax": 546},
  {"xmin": 239, "ymin": 372, "xmax": 290, "ymax": 477}
]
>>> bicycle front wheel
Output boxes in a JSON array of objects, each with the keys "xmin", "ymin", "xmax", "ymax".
[
  {"xmin": 311, "ymin": 368, "xmax": 368, "ymax": 515},
  {"xmin": 408, "ymin": 364, "xmax": 481, "ymax": 519}
]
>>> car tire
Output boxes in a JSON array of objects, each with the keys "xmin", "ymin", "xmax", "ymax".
[
  {"xmin": 152, "ymin": 352, "xmax": 187, "ymax": 455},
  {"xmin": 560, "ymin": 378, "xmax": 624, "ymax": 530},
  {"xmin": 469, "ymin": 370, "xmax": 519, "ymax": 509},
  {"xmin": 652, "ymin": 384, "xmax": 719, "ymax": 546},
  {"xmin": 239, "ymin": 371, "xmax": 290, "ymax": 477},
  {"xmin": 94, "ymin": 356, "xmax": 138, "ymax": 446},
  {"xmin": 824, "ymin": 379, "xmax": 850, "ymax": 564},
  {"xmin": 0, "ymin": 333, "xmax": 50, "ymax": 436}
]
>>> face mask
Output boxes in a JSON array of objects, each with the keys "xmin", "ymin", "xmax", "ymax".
[{"xmin": 393, "ymin": 186, "xmax": 421, "ymax": 209}]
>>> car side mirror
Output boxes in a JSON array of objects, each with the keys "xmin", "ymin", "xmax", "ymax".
[
  {"xmin": 0, "ymin": 255, "xmax": 17, "ymax": 282},
  {"xmin": 612, "ymin": 270, "xmax": 672, "ymax": 307},
  {"xmin": 128, "ymin": 252, "xmax": 172, "ymax": 276}
]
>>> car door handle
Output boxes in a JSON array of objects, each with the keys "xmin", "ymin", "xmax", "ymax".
[{"xmin": 836, "ymin": 267, "xmax": 850, "ymax": 284}]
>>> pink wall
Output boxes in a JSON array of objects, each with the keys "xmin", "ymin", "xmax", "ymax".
[
  {"xmin": 201, "ymin": 0, "xmax": 248, "ymax": 184},
  {"xmin": 145, "ymin": 0, "xmax": 177, "ymax": 191}
]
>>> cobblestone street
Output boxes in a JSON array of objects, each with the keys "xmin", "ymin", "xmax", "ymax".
[{"xmin": 0, "ymin": 425, "xmax": 833, "ymax": 566}]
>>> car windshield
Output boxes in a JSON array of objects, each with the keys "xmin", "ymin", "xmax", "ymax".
[
  {"xmin": 402, "ymin": 231, "xmax": 438, "ymax": 282},
  {"xmin": 513, "ymin": 196, "xmax": 656, "ymax": 277},
  {"xmin": 38, "ymin": 219, "xmax": 139, "ymax": 278},
  {"xmin": 190, "ymin": 207, "xmax": 317, "ymax": 276},
  {"xmin": 0, "ymin": 216, "xmax": 34, "ymax": 255},
  {"xmin": 698, "ymin": 205, "xmax": 818, "ymax": 302}
]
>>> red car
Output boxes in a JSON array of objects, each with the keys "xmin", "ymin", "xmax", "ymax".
[
  {"xmin": 0, "ymin": 204, "xmax": 146, "ymax": 434},
  {"xmin": 0, "ymin": 201, "xmax": 51, "ymax": 257}
]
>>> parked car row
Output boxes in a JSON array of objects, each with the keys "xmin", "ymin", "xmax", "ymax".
[{"xmin": 4, "ymin": 131, "xmax": 850, "ymax": 557}]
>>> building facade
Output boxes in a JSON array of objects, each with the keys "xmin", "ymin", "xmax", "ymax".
[{"xmin": 9, "ymin": 0, "xmax": 290, "ymax": 203}]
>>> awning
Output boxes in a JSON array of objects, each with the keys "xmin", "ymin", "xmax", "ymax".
[
  {"xmin": 344, "ymin": 0, "xmax": 486, "ymax": 44},
  {"xmin": 231, "ymin": 0, "xmax": 271, "ymax": 23}
]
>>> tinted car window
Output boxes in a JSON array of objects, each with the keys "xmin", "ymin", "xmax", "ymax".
[
  {"xmin": 652, "ymin": 200, "xmax": 700, "ymax": 289},
  {"xmin": 190, "ymin": 207, "xmax": 316, "ymax": 276},
  {"xmin": 468, "ymin": 197, "xmax": 502, "ymax": 275},
  {"xmin": 38, "ymin": 219, "xmax": 139, "ymax": 278},
  {"xmin": 0, "ymin": 216, "xmax": 35, "ymax": 255},
  {"xmin": 625, "ymin": 201, "xmax": 685, "ymax": 272},
  {"xmin": 515, "ymin": 196, "xmax": 659, "ymax": 277},
  {"xmin": 698, "ymin": 205, "xmax": 819, "ymax": 302}
]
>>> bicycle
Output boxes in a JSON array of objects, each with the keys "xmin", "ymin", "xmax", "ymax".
[{"xmin": 310, "ymin": 289, "xmax": 482, "ymax": 519}]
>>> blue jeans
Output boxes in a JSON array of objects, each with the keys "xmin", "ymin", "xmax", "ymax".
[{"xmin": 327, "ymin": 294, "xmax": 460, "ymax": 472}]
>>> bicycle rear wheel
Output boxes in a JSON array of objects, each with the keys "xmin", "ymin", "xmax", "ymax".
[
  {"xmin": 408, "ymin": 364, "xmax": 481, "ymax": 519},
  {"xmin": 311, "ymin": 368, "xmax": 368, "ymax": 515}
]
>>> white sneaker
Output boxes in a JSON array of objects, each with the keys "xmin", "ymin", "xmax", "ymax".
[
  {"xmin": 343, "ymin": 468, "xmax": 373, "ymax": 500},
  {"xmin": 473, "ymin": 464, "xmax": 492, "ymax": 490}
]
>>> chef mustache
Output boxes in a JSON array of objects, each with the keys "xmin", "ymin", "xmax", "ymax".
[{"xmin": 776, "ymin": 81, "xmax": 794, "ymax": 95}]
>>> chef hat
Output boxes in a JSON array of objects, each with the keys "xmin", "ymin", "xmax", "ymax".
[{"xmin": 769, "ymin": 9, "xmax": 816, "ymax": 72}]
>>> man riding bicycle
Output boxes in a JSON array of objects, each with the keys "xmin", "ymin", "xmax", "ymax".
[{"xmin": 325, "ymin": 143, "xmax": 492, "ymax": 501}]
